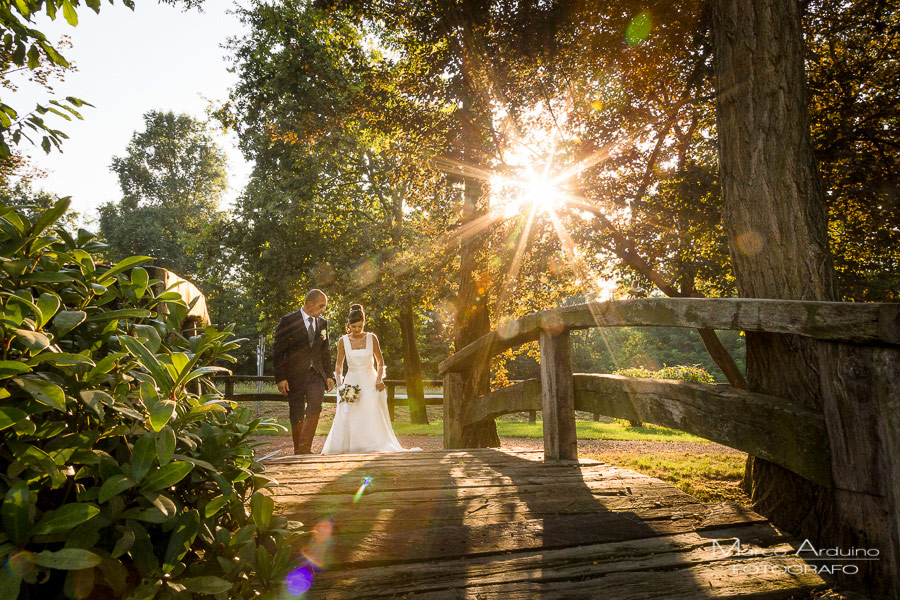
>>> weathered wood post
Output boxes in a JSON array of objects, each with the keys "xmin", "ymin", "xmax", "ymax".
[
  {"xmin": 539, "ymin": 328, "xmax": 577, "ymax": 460},
  {"xmin": 387, "ymin": 382, "xmax": 396, "ymax": 422},
  {"xmin": 443, "ymin": 371, "xmax": 465, "ymax": 449},
  {"xmin": 224, "ymin": 377, "xmax": 234, "ymax": 400}
]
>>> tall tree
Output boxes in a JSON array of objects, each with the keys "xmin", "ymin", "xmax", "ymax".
[
  {"xmin": 98, "ymin": 110, "xmax": 227, "ymax": 280},
  {"xmin": 712, "ymin": 0, "xmax": 898, "ymax": 595},
  {"xmin": 224, "ymin": 2, "xmax": 462, "ymax": 420},
  {"xmin": 95, "ymin": 110, "xmax": 255, "ymax": 360}
]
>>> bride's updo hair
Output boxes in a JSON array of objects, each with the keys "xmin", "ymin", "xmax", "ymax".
[{"xmin": 347, "ymin": 304, "xmax": 366, "ymax": 329}]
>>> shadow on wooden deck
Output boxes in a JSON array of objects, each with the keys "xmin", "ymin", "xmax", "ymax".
[{"xmin": 266, "ymin": 449, "xmax": 828, "ymax": 599}]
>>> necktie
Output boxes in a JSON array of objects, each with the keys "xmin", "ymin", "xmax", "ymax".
[{"xmin": 307, "ymin": 317, "xmax": 315, "ymax": 344}]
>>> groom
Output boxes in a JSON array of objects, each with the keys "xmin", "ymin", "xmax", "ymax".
[{"xmin": 274, "ymin": 289, "xmax": 335, "ymax": 454}]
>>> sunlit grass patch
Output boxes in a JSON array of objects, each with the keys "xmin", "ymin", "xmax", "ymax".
[
  {"xmin": 496, "ymin": 420, "xmax": 710, "ymax": 442},
  {"xmin": 589, "ymin": 451, "xmax": 750, "ymax": 505}
]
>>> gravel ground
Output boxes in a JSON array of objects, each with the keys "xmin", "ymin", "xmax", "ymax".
[{"xmin": 255, "ymin": 434, "xmax": 745, "ymax": 458}]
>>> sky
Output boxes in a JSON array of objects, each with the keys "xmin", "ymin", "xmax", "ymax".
[{"xmin": 12, "ymin": 0, "xmax": 252, "ymax": 225}]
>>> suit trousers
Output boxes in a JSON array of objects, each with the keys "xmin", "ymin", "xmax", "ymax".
[{"xmin": 287, "ymin": 371, "xmax": 325, "ymax": 424}]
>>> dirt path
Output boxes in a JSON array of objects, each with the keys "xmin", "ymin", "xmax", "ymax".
[{"xmin": 256, "ymin": 435, "xmax": 745, "ymax": 458}]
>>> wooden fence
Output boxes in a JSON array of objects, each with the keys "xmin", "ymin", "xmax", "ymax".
[{"xmin": 213, "ymin": 376, "xmax": 444, "ymax": 421}]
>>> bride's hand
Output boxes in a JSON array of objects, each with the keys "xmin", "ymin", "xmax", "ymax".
[{"xmin": 375, "ymin": 379, "xmax": 385, "ymax": 392}]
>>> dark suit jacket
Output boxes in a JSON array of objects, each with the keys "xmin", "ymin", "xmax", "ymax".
[{"xmin": 273, "ymin": 310, "xmax": 332, "ymax": 386}]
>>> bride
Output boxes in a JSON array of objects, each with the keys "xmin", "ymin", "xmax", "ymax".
[{"xmin": 321, "ymin": 304, "xmax": 417, "ymax": 454}]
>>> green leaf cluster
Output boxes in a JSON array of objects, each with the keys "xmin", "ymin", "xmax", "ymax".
[
  {"xmin": 0, "ymin": 199, "xmax": 297, "ymax": 598},
  {"xmin": 614, "ymin": 364, "xmax": 716, "ymax": 385}
]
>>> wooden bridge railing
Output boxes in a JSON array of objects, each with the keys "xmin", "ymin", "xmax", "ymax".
[
  {"xmin": 439, "ymin": 298, "xmax": 900, "ymax": 482},
  {"xmin": 440, "ymin": 297, "xmax": 900, "ymax": 593},
  {"xmin": 212, "ymin": 376, "xmax": 444, "ymax": 421}
]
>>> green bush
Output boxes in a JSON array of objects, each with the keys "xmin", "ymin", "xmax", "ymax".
[
  {"xmin": 0, "ymin": 199, "xmax": 298, "ymax": 599},
  {"xmin": 613, "ymin": 364, "xmax": 716, "ymax": 426},
  {"xmin": 614, "ymin": 364, "xmax": 715, "ymax": 384}
]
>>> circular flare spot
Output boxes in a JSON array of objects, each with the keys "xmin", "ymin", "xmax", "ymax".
[
  {"xmin": 736, "ymin": 231, "xmax": 765, "ymax": 256},
  {"xmin": 625, "ymin": 11, "xmax": 652, "ymax": 46},
  {"xmin": 286, "ymin": 564, "xmax": 315, "ymax": 595}
]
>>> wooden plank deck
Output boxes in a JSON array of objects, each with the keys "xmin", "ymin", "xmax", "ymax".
[{"xmin": 267, "ymin": 449, "xmax": 829, "ymax": 599}]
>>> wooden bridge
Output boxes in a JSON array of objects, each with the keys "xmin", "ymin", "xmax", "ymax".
[
  {"xmin": 263, "ymin": 298, "xmax": 899, "ymax": 598},
  {"xmin": 267, "ymin": 449, "xmax": 828, "ymax": 598}
]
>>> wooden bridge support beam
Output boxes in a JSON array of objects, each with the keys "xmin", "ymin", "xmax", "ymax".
[
  {"xmin": 443, "ymin": 372, "xmax": 465, "ymax": 449},
  {"xmin": 539, "ymin": 329, "xmax": 577, "ymax": 461}
]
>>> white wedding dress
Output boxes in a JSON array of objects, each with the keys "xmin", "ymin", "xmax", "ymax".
[{"xmin": 321, "ymin": 333, "xmax": 417, "ymax": 454}]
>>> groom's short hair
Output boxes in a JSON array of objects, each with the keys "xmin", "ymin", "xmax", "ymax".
[{"xmin": 305, "ymin": 289, "xmax": 327, "ymax": 304}]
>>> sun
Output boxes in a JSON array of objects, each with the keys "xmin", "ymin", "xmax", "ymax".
[
  {"xmin": 491, "ymin": 168, "xmax": 567, "ymax": 218},
  {"xmin": 521, "ymin": 172, "xmax": 563, "ymax": 214}
]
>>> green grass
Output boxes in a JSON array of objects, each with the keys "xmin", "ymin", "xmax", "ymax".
[
  {"xmin": 495, "ymin": 420, "xmax": 709, "ymax": 442},
  {"xmin": 328, "ymin": 419, "xmax": 709, "ymax": 442},
  {"xmin": 587, "ymin": 451, "xmax": 749, "ymax": 504},
  {"xmin": 250, "ymin": 417, "xmax": 711, "ymax": 443}
]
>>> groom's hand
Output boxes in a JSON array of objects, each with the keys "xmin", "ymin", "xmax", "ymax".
[
  {"xmin": 326, "ymin": 378, "xmax": 335, "ymax": 392},
  {"xmin": 277, "ymin": 380, "xmax": 289, "ymax": 395}
]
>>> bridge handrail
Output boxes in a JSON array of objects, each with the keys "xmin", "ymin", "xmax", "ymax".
[{"xmin": 439, "ymin": 298, "xmax": 900, "ymax": 374}]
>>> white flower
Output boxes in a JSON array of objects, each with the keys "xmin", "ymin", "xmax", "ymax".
[{"xmin": 338, "ymin": 384, "xmax": 360, "ymax": 403}]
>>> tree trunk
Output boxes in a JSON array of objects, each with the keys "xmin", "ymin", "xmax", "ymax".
[
  {"xmin": 713, "ymin": 0, "xmax": 898, "ymax": 595},
  {"xmin": 455, "ymin": 175, "xmax": 500, "ymax": 448},
  {"xmin": 398, "ymin": 301, "xmax": 428, "ymax": 424}
]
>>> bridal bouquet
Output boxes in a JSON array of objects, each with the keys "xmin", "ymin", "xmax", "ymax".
[{"xmin": 338, "ymin": 384, "xmax": 361, "ymax": 403}]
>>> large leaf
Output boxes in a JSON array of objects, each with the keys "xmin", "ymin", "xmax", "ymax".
[
  {"xmin": 12, "ymin": 376, "xmax": 66, "ymax": 411},
  {"xmin": 96, "ymin": 256, "xmax": 154, "ymax": 285},
  {"xmin": 163, "ymin": 510, "xmax": 200, "ymax": 573},
  {"xmin": 142, "ymin": 492, "xmax": 177, "ymax": 519},
  {"xmin": 98, "ymin": 474, "xmax": 137, "ymax": 504},
  {"xmin": 119, "ymin": 336, "xmax": 172, "ymax": 393},
  {"xmin": 61, "ymin": 0, "xmax": 78, "ymax": 26},
  {"xmin": 178, "ymin": 576, "xmax": 232, "ymax": 595},
  {"xmin": 131, "ymin": 267, "xmax": 149, "ymax": 298},
  {"xmin": 1, "ymin": 481, "xmax": 31, "ymax": 545},
  {"xmin": 29, "ymin": 197, "xmax": 70, "ymax": 238},
  {"xmin": 11, "ymin": 328, "xmax": 51, "ymax": 353},
  {"xmin": 32, "ymin": 503, "xmax": 100, "ymax": 535},
  {"xmin": 0, "ymin": 361, "xmax": 30, "ymax": 380},
  {"xmin": 111, "ymin": 528, "xmax": 135, "ymax": 559},
  {"xmin": 34, "ymin": 293, "xmax": 61, "ymax": 330},
  {"xmin": 202, "ymin": 496, "xmax": 228, "ymax": 519},
  {"xmin": 148, "ymin": 400, "xmax": 176, "ymax": 432},
  {"xmin": 133, "ymin": 324, "xmax": 161, "ymax": 353},
  {"xmin": 140, "ymin": 462, "xmax": 193, "ymax": 493},
  {"xmin": 130, "ymin": 435, "xmax": 156, "ymax": 481},
  {"xmin": 250, "ymin": 493, "xmax": 274, "ymax": 532},
  {"xmin": 86, "ymin": 308, "xmax": 152, "ymax": 323},
  {"xmin": 79, "ymin": 389, "xmax": 114, "ymax": 408},
  {"xmin": 51, "ymin": 310, "xmax": 86, "ymax": 337},
  {"xmin": 5, "ymin": 293, "xmax": 41, "ymax": 320},
  {"xmin": 33, "ymin": 548, "xmax": 103, "ymax": 570},
  {"xmin": 26, "ymin": 352, "xmax": 95, "ymax": 368},
  {"xmin": 20, "ymin": 270, "xmax": 73, "ymax": 283},
  {"xmin": 156, "ymin": 426, "xmax": 176, "ymax": 465},
  {"xmin": 84, "ymin": 353, "xmax": 126, "ymax": 382},
  {"xmin": 0, "ymin": 406, "xmax": 27, "ymax": 431}
]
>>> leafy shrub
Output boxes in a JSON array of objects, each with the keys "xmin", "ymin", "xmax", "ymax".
[
  {"xmin": 614, "ymin": 364, "xmax": 715, "ymax": 384},
  {"xmin": 0, "ymin": 199, "xmax": 298, "ymax": 599},
  {"xmin": 653, "ymin": 365, "xmax": 716, "ymax": 385},
  {"xmin": 611, "ymin": 367, "xmax": 654, "ymax": 379},
  {"xmin": 613, "ymin": 364, "xmax": 716, "ymax": 426}
]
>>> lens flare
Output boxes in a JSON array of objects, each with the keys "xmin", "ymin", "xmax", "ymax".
[
  {"xmin": 626, "ymin": 11, "xmax": 652, "ymax": 45},
  {"xmin": 285, "ymin": 564, "xmax": 315, "ymax": 596},
  {"xmin": 353, "ymin": 476, "xmax": 372, "ymax": 503}
]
